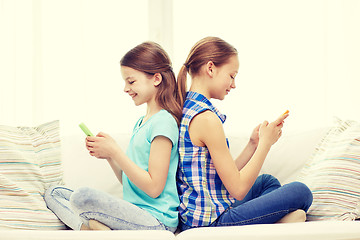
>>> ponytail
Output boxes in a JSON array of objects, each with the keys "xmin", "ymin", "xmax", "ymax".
[
  {"xmin": 176, "ymin": 64, "xmax": 188, "ymax": 109},
  {"xmin": 155, "ymin": 69, "xmax": 183, "ymax": 126}
]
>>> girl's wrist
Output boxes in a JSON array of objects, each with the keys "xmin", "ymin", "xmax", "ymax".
[
  {"xmin": 257, "ymin": 140, "xmax": 272, "ymax": 152},
  {"xmin": 247, "ymin": 139, "xmax": 258, "ymax": 151},
  {"xmin": 109, "ymin": 146, "xmax": 125, "ymax": 164},
  {"xmin": 104, "ymin": 146, "xmax": 116, "ymax": 162}
]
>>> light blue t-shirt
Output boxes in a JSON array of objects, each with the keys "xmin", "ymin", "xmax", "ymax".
[{"xmin": 123, "ymin": 109, "xmax": 180, "ymax": 228}]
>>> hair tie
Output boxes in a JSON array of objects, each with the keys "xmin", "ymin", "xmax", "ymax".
[{"xmin": 184, "ymin": 63, "xmax": 189, "ymax": 70}]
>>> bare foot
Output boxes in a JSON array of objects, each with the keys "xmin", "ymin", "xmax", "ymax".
[
  {"xmin": 277, "ymin": 210, "xmax": 306, "ymax": 223},
  {"xmin": 88, "ymin": 219, "xmax": 111, "ymax": 230},
  {"xmin": 80, "ymin": 223, "xmax": 91, "ymax": 230}
]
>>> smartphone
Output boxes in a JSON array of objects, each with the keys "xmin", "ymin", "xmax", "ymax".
[{"xmin": 79, "ymin": 122, "xmax": 94, "ymax": 136}]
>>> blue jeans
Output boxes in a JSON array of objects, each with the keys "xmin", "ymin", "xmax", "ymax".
[
  {"xmin": 44, "ymin": 186, "xmax": 177, "ymax": 232},
  {"xmin": 180, "ymin": 174, "xmax": 313, "ymax": 230}
]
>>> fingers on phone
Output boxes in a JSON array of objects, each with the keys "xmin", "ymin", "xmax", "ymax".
[
  {"xmin": 276, "ymin": 111, "xmax": 289, "ymax": 126},
  {"xmin": 277, "ymin": 121, "xmax": 284, "ymax": 127}
]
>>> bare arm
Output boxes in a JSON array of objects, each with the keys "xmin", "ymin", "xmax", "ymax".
[
  {"xmin": 234, "ymin": 141, "xmax": 258, "ymax": 170},
  {"xmin": 86, "ymin": 133, "xmax": 172, "ymax": 198},
  {"xmin": 234, "ymin": 124, "xmax": 260, "ymax": 170},
  {"xmin": 106, "ymin": 159, "xmax": 123, "ymax": 184},
  {"xmin": 189, "ymin": 111, "xmax": 288, "ymax": 200}
]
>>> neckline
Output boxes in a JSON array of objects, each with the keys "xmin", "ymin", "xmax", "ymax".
[{"xmin": 137, "ymin": 109, "xmax": 165, "ymax": 129}]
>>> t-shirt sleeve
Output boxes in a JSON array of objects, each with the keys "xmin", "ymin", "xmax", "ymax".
[{"xmin": 149, "ymin": 112, "xmax": 179, "ymax": 146}]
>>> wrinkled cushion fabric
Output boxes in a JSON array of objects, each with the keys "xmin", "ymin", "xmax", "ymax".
[
  {"xmin": 297, "ymin": 118, "xmax": 360, "ymax": 221},
  {"xmin": 0, "ymin": 120, "xmax": 66, "ymax": 229}
]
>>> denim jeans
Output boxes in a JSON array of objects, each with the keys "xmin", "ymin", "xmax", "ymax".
[
  {"xmin": 44, "ymin": 186, "xmax": 177, "ymax": 232},
  {"xmin": 180, "ymin": 174, "xmax": 313, "ymax": 230}
]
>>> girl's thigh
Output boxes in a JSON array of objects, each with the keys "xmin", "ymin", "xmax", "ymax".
[{"xmin": 70, "ymin": 187, "xmax": 165, "ymax": 230}]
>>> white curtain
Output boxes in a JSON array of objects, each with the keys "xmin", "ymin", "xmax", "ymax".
[{"xmin": 1, "ymin": 0, "xmax": 359, "ymax": 136}]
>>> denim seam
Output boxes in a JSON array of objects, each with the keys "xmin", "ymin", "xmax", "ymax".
[
  {"xmin": 50, "ymin": 186, "xmax": 73, "ymax": 200},
  {"xmin": 49, "ymin": 187, "xmax": 74, "ymax": 212},
  {"xmin": 217, "ymin": 208, "xmax": 295, "ymax": 226},
  {"xmin": 79, "ymin": 211, "xmax": 164, "ymax": 230},
  {"xmin": 49, "ymin": 187, "xmax": 83, "ymax": 230}
]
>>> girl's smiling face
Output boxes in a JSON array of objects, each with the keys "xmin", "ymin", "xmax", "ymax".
[
  {"xmin": 210, "ymin": 55, "xmax": 239, "ymax": 100},
  {"xmin": 121, "ymin": 66, "xmax": 158, "ymax": 106}
]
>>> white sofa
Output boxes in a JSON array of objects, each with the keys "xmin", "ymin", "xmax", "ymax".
[{"xmin": 2, "ymin": 127, "xmax": 360, "ymax": 240}]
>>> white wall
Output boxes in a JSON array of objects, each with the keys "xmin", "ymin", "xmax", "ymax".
[
  {"xmin": 1, "ymin": 0, "xmax": 149, "ymax": 136},
  {"xmin": 173, "ymin": 0, "xmax": 360, "ymax": 136},
  {"xmin": 1, "ymin": 0, "xmax": 359, "ymax": 137}
]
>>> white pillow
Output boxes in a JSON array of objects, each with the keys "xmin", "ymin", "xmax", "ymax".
[
  {"xmin": 297, "ymin": 118, "xmax": 360, "ymax": 221},
  {"xmin": 0, "ymin": 120, "xmax": 66, "ymax": 230}
]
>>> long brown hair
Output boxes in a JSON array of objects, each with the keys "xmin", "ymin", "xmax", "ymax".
[
  {"xmin": 120, "ymin": 42, "xmax": 182, "ymax": 125},
  {"xmin": 177, "ymin": 36, "xmax": 238, "ymax": 105}
]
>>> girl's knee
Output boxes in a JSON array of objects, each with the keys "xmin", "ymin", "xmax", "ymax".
[
  {"xmin": 292, "ymin": 182, "xmax": 312, "ymax": 199},
  {"xmin": 70, "ymin": 187, "xmax": 95, "ymax": 210},
  {"xmin": 288, "ymin": 182, "xmax": 313, "ymax": 210}
]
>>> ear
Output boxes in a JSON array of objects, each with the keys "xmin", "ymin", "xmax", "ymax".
[
  {"xmin": 153, "ymin": 73, "xmax": 162, "ymax": 87},
  {"xmin": 205, "ymin": 61, "xmax": 215, "ymax": 78}
]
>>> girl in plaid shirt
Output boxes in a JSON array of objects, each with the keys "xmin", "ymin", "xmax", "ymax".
[{"xmin": 176, "ymin": 37, "xmax": 313, "ymax": 231}]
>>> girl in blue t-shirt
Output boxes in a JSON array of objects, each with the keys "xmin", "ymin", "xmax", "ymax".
[
  {"xmin": 44, "ymin": 42, "xmax": 181, "ymax": 232},
  {"xmin": 176, "ymin": 37, "xmax": 313, "ymax": 231}
]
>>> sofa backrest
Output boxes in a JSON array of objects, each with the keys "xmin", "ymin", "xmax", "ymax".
[{"xmin": 60, "ymin": 128, "xmax": 327, "ymax": 196}]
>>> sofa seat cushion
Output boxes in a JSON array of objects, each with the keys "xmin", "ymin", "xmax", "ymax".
[{"xmin": 176, "ymin": 221, "xmax": 360, "ymax": 240}]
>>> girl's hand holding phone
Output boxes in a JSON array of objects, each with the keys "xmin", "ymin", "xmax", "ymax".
[
  {"xmin": 85, "ymin": 132, "xmax": 119, "ymax": 160},
  {"xmin": 258, "ymin": 110, "xmax": 289, "ymax": 148}
]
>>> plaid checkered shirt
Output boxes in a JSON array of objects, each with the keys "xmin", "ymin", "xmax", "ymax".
[{"xmin": 177, "ymin": 91, "xmax": 235, "ymax": 227}]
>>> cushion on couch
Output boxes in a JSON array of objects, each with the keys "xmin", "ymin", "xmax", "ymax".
[
  {"xmin": 297, "ymin": 118, "xmax": 360, "ymax": 221},
  {"xmin": 0, "ymin": 120, "xmax": 66, "ymax": 230}
]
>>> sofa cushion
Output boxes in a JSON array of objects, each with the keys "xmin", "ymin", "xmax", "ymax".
[
  {"xmin": 297, "ymin": 118, "xmax": 360, "ymax": 221},
  {"xmin": 0, "ymin": 120, "xmax": 66, "ymax": 230}
]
